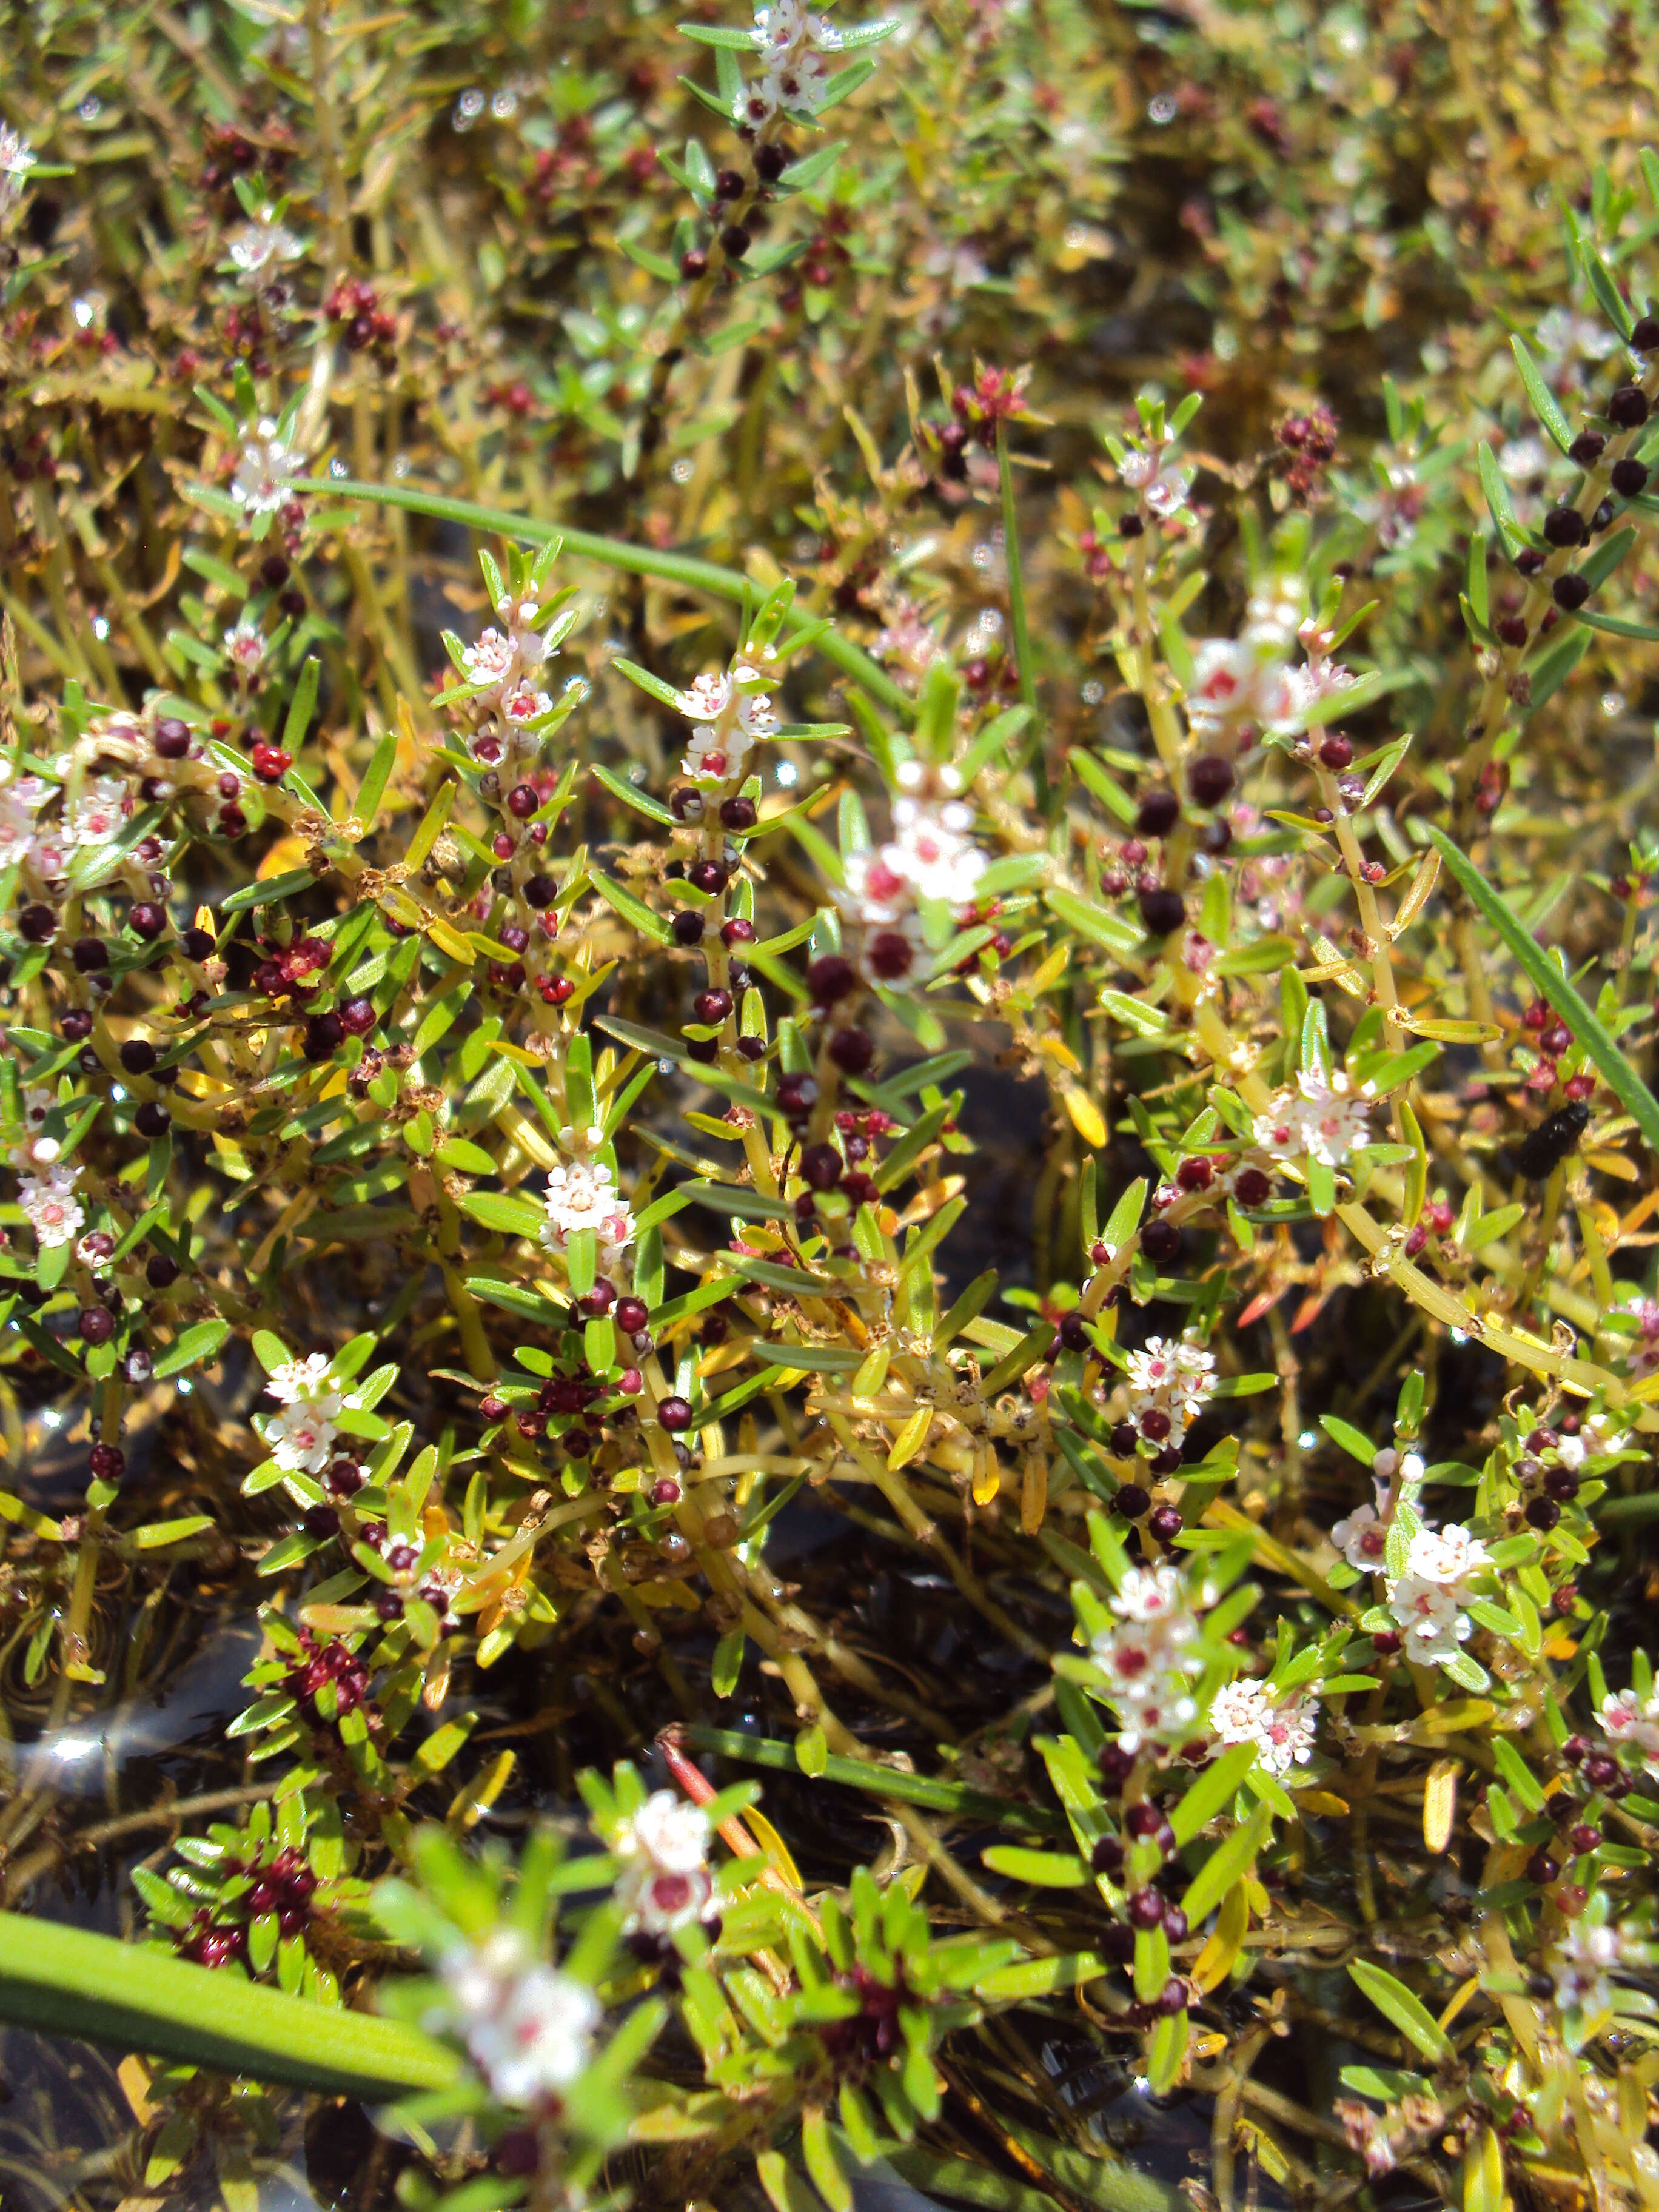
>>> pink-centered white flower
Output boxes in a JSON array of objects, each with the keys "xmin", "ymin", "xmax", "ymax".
[
  {"xmin": 1207, "ymin": 1678, "xmax": 1317, "ymax": 1777},
  {"xmin": 1331, "ymin": 1501, "xmax": 1389, "ymax": 1573},
  {"xmin": 613, "ymin": 1790, "xmax": 716, "ymax": 1937},
  {"xmin": 541, "ymin": 1158, "xmax": 635, "ymax": 1272},
  {"xmin": 265, "ymin": 1401, "xmax": 338, "ymax": 1476},
  {"xmin": 232, "ymin": 421, "xmax": 300, "ymax": 515},
  {"xmin": 19, "ymin": 1167, "xmax": 84, "ymax": 1248},
  {"xmin": 226, "ymin": 213, "xmax": 303, "ymax": 289},
  {"xmin": 1254, "ymin": 1068, "xmax": 1374, "ymax": 1171},
  {"xmin": 64, "ymin": 776, "xmax": 130, "ymax": 850},
  {"xmin": 1600, "ymin": 1688, "xmax": 1659, "ymax": 1760},
  {"xmin": 223, "ymin": 622, "xmax": 266, "ymax": 677},
  {"xmin": 1386, "ymin": 1572, "xmax": 1470, "ymax": 1665},
  {"xmin": 438, "ymin": 1928, "xmax": 600, "ymax": 2106}
]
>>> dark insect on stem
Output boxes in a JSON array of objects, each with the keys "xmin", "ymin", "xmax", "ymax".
[{"xmin": 1515, "ymin": 1102, "xmax": 1590, "ymax": 1182}]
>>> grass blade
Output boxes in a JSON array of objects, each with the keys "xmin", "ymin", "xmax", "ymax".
[
  {"xmin": 0, "ymin": 1912, "xmax": 458, "ymax": 2096},
  {"xmin": 1426, "ymin": 827, "xmax": 1659, "ymax": 1159}
]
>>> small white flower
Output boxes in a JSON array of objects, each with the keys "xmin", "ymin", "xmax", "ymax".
[
  {"xmin": 439, "ymin": 1930, "xmax": 600, "ymax": 2105},
  {"xmin": 1553, "ymin": 1415, "xmax": 1627, "ymax": 1470},
  {"xmin": 0, "ymin": 124, "xmax": 34, "ymax": 216},
  {"xmin": 1331, "ymin": 1501, "xmax": 1389, "ymax": 1573},
  {"xmin": 265, "ymin": 1402, "xmax": 338, "ymax": 1475},
  {"xmin": 266, "ymin": 1353, "xmax": 344, "ymax": 1417},
  {"xmin": 462, "ymin": 628, "xmax": 518, "ymax": 689},
  {"xmin": 1111, "ymin": 1562, "xmax": 1191, "ymax": 1628},
  {"xmin": 225, "ymin": 213, "xmax": 303, "ymax": 289},
  {"xmin": 1207, "ymin": 1678, "xmax": 1317, "ymax": 1777},
  {"xmin": 614, "ymin": 1790, "xmax": 716, "ymax": 1937},
  {"xmin": 19, "ymin": 1168, "xmax": 84, "ymax": 1248},
  {"xmin": 616, "ymin": 1789, "xmax": 711, "ymax": 1875},
  {"xmin": 675, "ymin": 672, "xmax": 734, "ymax": 722},
  {"xmin": 1600, "ymin": 1688, "xmax": 1659, "ymax": 1759},
  {"xmin": 64, "ymin": 776, "xmax": 130, "ymax": 850},
  {"xmin": 501, "ymin": 682, "xmax": 552, "ymax": 726},
  {"xmin": 1387, "ymin": 1572, "xmax": 1469, "ymax": 1664},
  {"xmin": 232, "ymin": 421, "xmax": 300, "ymax": 515},
  {"xmin": 1404, "ymin": 1523, "xmax": 1488, "ymax": 1595},
  {"xmin": 223, "ymin": 621, "xmax": 266, "ymax": 676}
]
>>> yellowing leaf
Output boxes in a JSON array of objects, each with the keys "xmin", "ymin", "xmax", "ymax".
[
  {"xmin": 1193, "ymin": 1879, "xmax": 1250, "ymax": 1991},
  {"xmin": 1062, "ymin": 1084, "xmax": 1107, "ymax": 1148},
  {"xmin": 257, "ymin": 831, "xmax": 310, "ymax": 881},
  {"xmin": 887, "ymin": 1406, "xmax": 931, "ymax": 1470},
  {"xmin": 742, "ymin": 1805, "xmax": 803, "ymax": 1891},
  {"xmin": 427, "ymin": 917, "xmax": 475, "ymax": 964},
  {"xmin": 1423, "ymin": 1757, "xmax": 1459, "ymax": 1853},
  {"xmin": 1394, "ymin": 1015, "xmax": 1503, "ymax": 1044}
]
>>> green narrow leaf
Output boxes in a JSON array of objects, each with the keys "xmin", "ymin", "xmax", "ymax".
[
  {"xmin": 0, "ymin": 1911, "xmax": 457, "ymax": 2096},
  {"xmin": 1346, "ymin": 1959, "xmax": 1453, "ymax": 2063},
  {"xmin": 1510, "ymin": 336, "xmax": 1574, "ymax": 454},
  {"xmin": 283, "ymin": 658, "xmax": 321, "ymax": 749},
  {"xmin": 1426, "ymin": 828, "xmax": 1659, "ymax": 1159}
]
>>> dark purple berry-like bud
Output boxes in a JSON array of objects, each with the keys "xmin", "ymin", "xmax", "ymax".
[
  {"xmin": 671, "ymin": 909, "xmax": 705, "ymax": 946},
  {"xmin": 1136, "ymin": 788, "xmax": 1180, "ymax": 837},
  {"xmin": 1606, "ymin": 384, "xmax": 1649, "ymax": 429},
  {"xmin": 119, "ymin": 1039, "xmax": 158, "ymax": 1075},
  {"xmin": 1552, "ymin": 572, "xmax": 1590, "ymax": 610},
  {"xmin": 1138, "ymin": 886, "xmax": 1185, "ymax": 936},
  {"xmin": 1114, "ymin": 1481, "xmax": 1151, "ymax": 1518},
  {"xmin": 828, "ymin": 1027, "xmax": 874, "ymax": 1074},
  {"xmin": 135, "ymin": 1101, "xmax": 172, "ymax": 1139},
  {"xmin": 657, "ymin": 1396, "xmax": 694, "ymax": 1433}
]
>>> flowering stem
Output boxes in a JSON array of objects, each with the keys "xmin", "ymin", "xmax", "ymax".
[{"xmin": 995, "ymin": 423, "xmax": 1042, "ymax": 802}]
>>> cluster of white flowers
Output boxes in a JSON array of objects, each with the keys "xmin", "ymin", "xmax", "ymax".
[
  {"xmin": 674, "ymin": 662, "xmax": 778, "ymax": 787},
  {"xmin": 462, "ymin": 592, "xmax": 556, "ymax": 743},
  {"xmin": 1207, "ymin": 1677, "xmax": 1317, "ymax": 1778},
  {"xmin": 0, "ymin": 757, "xmax": 137, "ymax": 891},
  {"xmin": 1253, "ymin": 1068, "xmax": 1374, "ymax": 1173},
  {"xmin": 833, "ymin": 762, "xmax": 987, "ymax": 989},
  {"xmin": 1184, "ymin": 589, "xmax": 1356, "ymax": 748},
  {"xmin": 225, "ymin": 210, "xmax": 303, "ymax": 292},
  {"xmin": 262, "ymin": 1355, "xmax": 346, "ymax": 1476},
  {"xmin": 541, "ymin": 1147, "xmax": 635, "ymax": 1276},
  {"xmin": 232, "ymin": 420, "xmax": 301, "ymax": 515},
  {"xmin": 739, "ymin": 0, "xmax": 844, "ymax": 123},
  {"xmin": 0, "ymin": 124, "xmax": 33, "ymax": 218},
  {"xmin": 612, "ymin": 1790, "xmax": 717, "ymax": 1937},
  {"xmin": 437, "ymin": 1928, "xmax": 601, "ymax": 2107},
  {"xmin": 1382, "ymin": 1521, "xmax": 1489, "ymax": 1666},
  {"xmin": 1090, "ymin": 1564, "xmax": 1205, "ymax": 1752},
  {"xmin": 1121, "ymin": 1334, "xmax": 1216, "ymax": 1451}
]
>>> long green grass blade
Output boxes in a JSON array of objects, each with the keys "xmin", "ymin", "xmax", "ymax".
[{"xmin": 0, "ymin": 1912, "xmax": 459, "ymax": 2096}]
